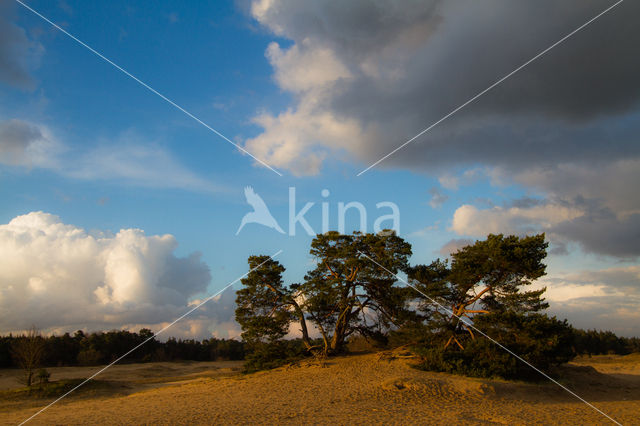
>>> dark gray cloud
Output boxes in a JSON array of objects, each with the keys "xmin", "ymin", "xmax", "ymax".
[
  {"xmin": 253, "ymin": 0, "xmax": 443, "ymax": 58},
  {"xmin": 249, "ymin": 0, "xmax": 640, "ymax": 258},
  {"xmin": 507, "ymin": 197, "xmax": 546, "ymax": 210},
  {"xmin": 451, "ymin": 195, "xmax": 640, "ymax": 258},
  {"xmin": 509, "ymin": 162, "xmax": 640, "ymax": 257},
  {"xmin": 428, "ymin": 186, "xmax": 448, "ymax": 208},
  {"xmin": 250, "ymin": 0, "xmax": 640, "ymax": 170},
  {"xmin": 0, "ymin": 1, "xmax": 41, "ymax": 89},
  {"xmin": 0, "ymin": 119, "xmax": 41, "ymax": 164},
  {"xmin": 0, "ymin": 119, "xmax": 53, "ymax": 166},
  {"xmin": 566, "ymin": 265, "xmax": 640, "ymax": 290},
  {"xmin": 552, "ymin": 208, "xmax": 640, "ymax": 259}
]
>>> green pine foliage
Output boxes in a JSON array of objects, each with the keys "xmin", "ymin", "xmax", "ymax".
[
  {"xmin": 403, "ymin": 234, "xmax": 577, "ymax": 380},
  {"xmin": 235, "ymin": 231, "xmax": 413, "ymax": 363},
  {"xmin": 411, "ymin": 312, "xmax": 575, "ymax": 380},
  {"xmin": 237, "ymin": 232, "xmax": 640, "ymax": 380}
]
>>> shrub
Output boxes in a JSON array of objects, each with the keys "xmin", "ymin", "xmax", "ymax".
[
  {"xmin": 36, "ymin": 368, "xmax": 50, "ymax": 385},
  {"xmin": 243, "ymin": 340, "xmax": 309, "ymax": 373},
  {"xmin": 413, "ymin": 313, "xmax": 576, "ymax": 381}
]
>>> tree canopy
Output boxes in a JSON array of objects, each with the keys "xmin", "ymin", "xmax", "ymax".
[
  {"xmin": 236, "ymin": 232, "xmax": 592, "ymax": 380},
  {"xmin": 408, "ymin": 234, "xmax": 550, "ymax": 350},
  {"xmin": 235, "ymin": 231, "xmax": 412, "ymax": 357}
]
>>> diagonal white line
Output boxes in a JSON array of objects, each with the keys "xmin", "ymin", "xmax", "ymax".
[
  {"xmin": 357, "ymin": 0, "xmax": 625, "ymax": 176},
  {"xmin": 358, "ymin": 251, "xmax": 622, "ymax": 425},
  {"xmin": 13, "ymin": 0, "xmax": 283, "ymax": 177},
  {"xmin": 18, "ymin": 250, "xmax": 283, "ymax": 425}
]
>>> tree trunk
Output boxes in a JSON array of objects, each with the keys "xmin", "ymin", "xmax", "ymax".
[
  {"xmin": 329, "ymin": 304, "xmax": 352, "ymax": 354},
  {"xmin": 291, "ymin": 301, "xmax": 313, "ymax": 351}
]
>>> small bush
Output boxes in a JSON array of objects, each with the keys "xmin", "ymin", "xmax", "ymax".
[
  {"xmin": 243, "ymin": 340, "xmax": 309, "ymax": 373},
  {"xmin": 36, "ymin": 368, "xmax": 50, "ymax": 385},
  {"xmin": 413, "ymin": 340, "xmax": 521, "ymax": 380}
]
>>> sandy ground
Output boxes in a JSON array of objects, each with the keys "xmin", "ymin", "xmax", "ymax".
[
  {"xmin": 0, "ymin": 360, "xmax": 243, "ymax": 391},
  {"xmin": 1, "ymin": 353, "xmax": 639, "ymax": 425}
]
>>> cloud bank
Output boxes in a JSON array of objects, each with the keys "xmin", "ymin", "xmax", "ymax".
[
  {"xmin": 246, "ymin": 0, "xmax": 640, "ymax": 173},
  {"xmin": 450, "ymin": 195, "xmax": 640, "ymax": 258},
  {"xmin": 0, "ymin": 212, "xmax": 236, "ymax": 339},
  {"xmin": 539, "ymin": 265, "xmax": 640, "ymax": 337},
  {"xmin": 246, "ymin": 0, "xmax": 640, "ymax": 258},
  {"xmin": 0, "ymin": 1, "xmax": 43, "ymax": 89}
]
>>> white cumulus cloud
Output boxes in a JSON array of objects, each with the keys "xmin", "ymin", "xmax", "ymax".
[
  {"xmin": 0, "ymin": 212, "xmax": 235, "ymax": 339},
  {"xmin": 266, "ymin": 40, "xmax": 351, "ymax": 94},
  {"xmin": 451, "ymin": 203, "xmax": 583, "ymax": 236}
]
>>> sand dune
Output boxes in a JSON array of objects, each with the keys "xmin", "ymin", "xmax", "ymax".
[{"xmin": 2, "ymin": 353, "xmax": 639, "ymax": 425}]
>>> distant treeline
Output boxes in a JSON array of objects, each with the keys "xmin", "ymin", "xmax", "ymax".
[
  {"xmin": 0, "ymin": 329, "xmax": 245, "ymax": 368},
  {"xmin": 573, "ymin": 329, "xmax": 640, "ymax": 356},
  {"xmin": 0, "ymin": 327, "xmax": 638, "ymax": 370}
]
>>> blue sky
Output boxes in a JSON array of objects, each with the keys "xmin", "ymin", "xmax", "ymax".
[{"xmin": 1, "ymin": 0, "xmax": 639, "ymax": 338}]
